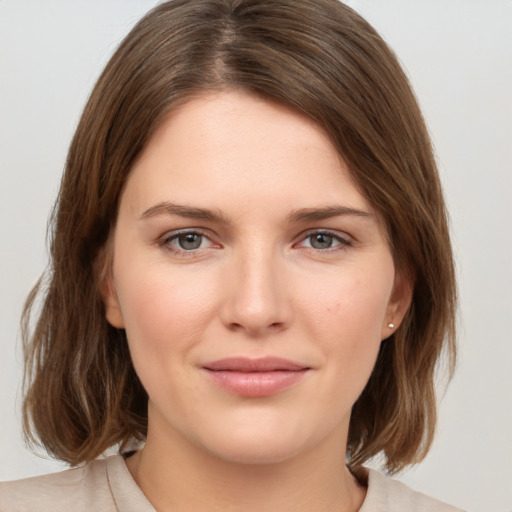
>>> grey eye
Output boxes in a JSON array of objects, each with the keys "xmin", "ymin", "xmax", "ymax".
[
  {"xmin": 309, "ymin": 233, "xmax": 334, "ymax": 249},
  {"xmin": 177, "ymin": 233, "xmax": 203, "ymax": 250}
]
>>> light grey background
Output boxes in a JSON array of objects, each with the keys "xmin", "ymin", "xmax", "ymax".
[{"xmin": 1, "ymin": 1, "xmax": 511, "ymax": 511}]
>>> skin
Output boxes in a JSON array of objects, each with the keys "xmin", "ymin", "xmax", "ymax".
[{"xmin": 103, "ymin": 91, "xmax": 411, "ymax": 511}]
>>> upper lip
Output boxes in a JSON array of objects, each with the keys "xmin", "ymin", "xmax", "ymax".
[{"xmin": 202, "ymin": 357, "xmax": 309, "ymax": 372}]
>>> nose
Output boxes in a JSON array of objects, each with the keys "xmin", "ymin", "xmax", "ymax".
[{"xmin": 219, "ymin": 247, "xmax": 292, "ymax": 337}]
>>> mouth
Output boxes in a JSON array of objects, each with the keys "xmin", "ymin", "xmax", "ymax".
[{"xmin": 201, "ymin": 357, "xmax": 311, "ymax": 397}]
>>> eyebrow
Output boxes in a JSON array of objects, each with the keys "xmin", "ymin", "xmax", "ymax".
[
  {"xmin": 286, "ymin": 205, "xmax": 372, "ymax": 223},
  {"xmin": 140, "ymin": 201, "xmax": 371, "ymax": 225},
  {"xmin": 140, "ymin": 201, "xmax": 230, "ymax": 223}
]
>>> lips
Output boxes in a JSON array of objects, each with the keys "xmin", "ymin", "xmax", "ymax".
[
  {"xmin": 203, "ymin": 357, "xmax": 307, "ymax": 372},
  {"xmin": 202, "ymin": 357, "xmax": 310, "ymax": 397}
]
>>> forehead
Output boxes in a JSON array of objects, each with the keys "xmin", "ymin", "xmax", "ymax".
[{"xmin": 121, "ymin": 90, "xmax": 374, "ymax": 219}]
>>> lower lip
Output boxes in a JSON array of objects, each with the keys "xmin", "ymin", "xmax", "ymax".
[{"xmin": 203, "ymin": 369, "xmax": 308, "ymax": 397}]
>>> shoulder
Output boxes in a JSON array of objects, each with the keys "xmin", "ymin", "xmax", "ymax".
[
  {"xmin": 360, "ymin": 468, "xmax": 466, "ymax": 512},
  {"xmin": 0, "ymin": 455, "xmax": 147, "ymax": 512}
]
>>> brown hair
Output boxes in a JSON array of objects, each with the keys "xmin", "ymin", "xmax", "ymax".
[{"xmin": 22, "ymin": 0, "xmax": 456, "ymax": 474}]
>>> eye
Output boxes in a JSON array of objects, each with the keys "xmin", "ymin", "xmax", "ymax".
[
  {"xmin": 174, "ymin": 232, "xmax": 204, "ymax": 250},
  {"xmin": 309, "ymin": 233, "xmax": 335, "ymax": 250},
  {"xmin": 160, "ymin": 230, "xmax": 216, "ymax": 252},
  {"xmin": 297, "ymin": 230, "xmax": 351, "ymax": 251}
]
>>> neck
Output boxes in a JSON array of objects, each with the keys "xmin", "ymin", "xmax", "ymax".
[{"xmin": 126, "ymin": 421, "xmax": 366, "ymax": 512}]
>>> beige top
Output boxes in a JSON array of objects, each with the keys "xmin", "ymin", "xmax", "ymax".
[{"xmin": 0, "ymin": 455, "xmax": 464, "ymax": 512}]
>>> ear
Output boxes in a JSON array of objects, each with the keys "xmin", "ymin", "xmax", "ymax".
[
  {"xmin": 100, "ymin": 272, "xmax": 125, "ymax": 329},
  {"xmin": 97, "ymin": 245, "xmax": 125, "ymax": 329},
  {"xmin": 381, "ymin": 270, "xmax": 413, "ymax": 340}
]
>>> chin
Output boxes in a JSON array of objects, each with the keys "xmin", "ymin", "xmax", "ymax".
[
  {"xmin": 193, "ymin": 415, "xmax": 317, "ymax": 466},
  {"xmin": 205, "ymin": 437, "xmax": 306, "ymax": 466}
]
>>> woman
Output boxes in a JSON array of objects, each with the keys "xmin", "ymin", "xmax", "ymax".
[{"xmin": 0, "ymin": 0, "xmax": 463, "ymax": 510}]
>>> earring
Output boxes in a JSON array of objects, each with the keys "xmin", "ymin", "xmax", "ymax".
[{"xmin": 387, "ymin": 323, "xmax": 395, "ymax": 329}]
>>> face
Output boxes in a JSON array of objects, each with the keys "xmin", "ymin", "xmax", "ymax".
[{"xmin": 103, "ymin": 91, "xmax": 411, "ymax": 465}]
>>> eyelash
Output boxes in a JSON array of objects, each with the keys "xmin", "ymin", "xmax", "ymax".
[
  {"xmin": 158, "ymin": 229, "xmax": 217, "ymax": 255},
  {"xmin": 157, "ymin": 229, "xmax": 353, "ymax": 255},
  {"xmin": 296, "ymin": 230, "xmax": 353, "ymax": 252}
]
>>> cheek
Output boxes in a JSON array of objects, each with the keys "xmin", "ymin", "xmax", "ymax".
[
  {"xmin": 297, "ymin": 265, "xmax": 393, "ymax": 392},
  {"xmin": 112, "ymin": 261, "xmax": 223, "ymax": 409},
  {"xmin": 113, "ymin": 258, "xmax": 220, "ymax": 359},
  {"xmin": 302, "ymin": 268, "xmax": 392, "ymax": 341}
]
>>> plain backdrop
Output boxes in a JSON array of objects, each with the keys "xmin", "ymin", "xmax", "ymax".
[{"xmin": 1, "ymin": 1, "xmax": 511, "ymax": 511}]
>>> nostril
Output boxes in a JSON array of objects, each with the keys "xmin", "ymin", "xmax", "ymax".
[{"xmin": 227, "ymin": 321, "xmax": 284, "ymax": 335}]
